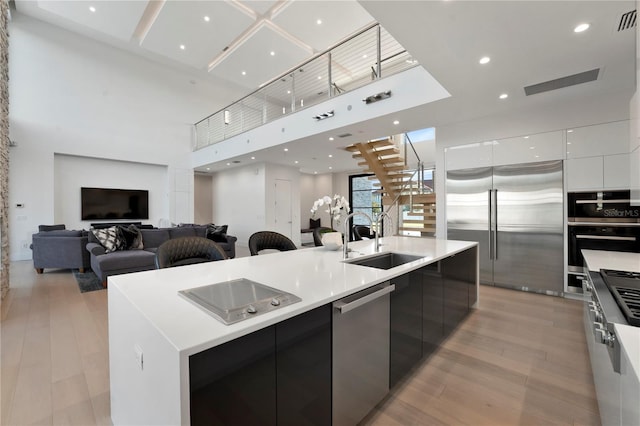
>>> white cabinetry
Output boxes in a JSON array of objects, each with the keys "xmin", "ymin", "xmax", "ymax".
[
  {"xmin": 445, "ymin": 130, "xmax": 563, "ymax": 171},
  {"xmin": 566, "ymin": 121, "xmax": 631, "ymax": 191},
  {"xmin": 619, "ymin": 328, "xmax": 640, "ymax": 426},
  {"xmin": 604, "ymin": 154, "xmax": 631, "ymax": 189},
  {"xmin": 493, "ymin": 131, "xmax": 564, "ymax": 166},
  {"xmin": 445, "ymin": 142, "xmax": 493, "ymax": 170},
  {"xmin": 567, "ymin": 121, "xmax": 629, "ymax": 158},
  {"xmin": 566, "ymin": 157, "xmax": 603, "ymax": 191}
]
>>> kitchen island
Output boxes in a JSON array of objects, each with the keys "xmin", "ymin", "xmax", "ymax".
[{"xmin": 108, "ymin": 236, "xmax": 478, "ymax": 425}]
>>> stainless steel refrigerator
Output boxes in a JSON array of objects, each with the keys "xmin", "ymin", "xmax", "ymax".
[{"xmin": 446, "ymin": 160, "xmax": 563, "ymax": 295}]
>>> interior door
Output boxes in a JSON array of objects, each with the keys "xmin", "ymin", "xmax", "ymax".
[
  {"xmin": 274, "ymin": 179, "xmax": 292, "ymax": 240},
  {"xmin": 446, "ymin": 167, "xmax": 493, "ymax": 284},
  {"xmin": 492, "ymin": 161, "xmax": 564, "ymax": 293}
]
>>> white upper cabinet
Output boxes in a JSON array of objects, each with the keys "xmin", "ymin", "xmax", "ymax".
[
  {"xmin": 566, "ymin": 157, "xmax": 604, "ymax": 191},
  {"xmin": 445, "ymin": 141, "xmax": 493, "ymax": 170},
  {"xmin": 603, "ymin": 153, "xmax": 631, "ymax": 189},
  {"xmin": 566, "ymin": 121, "xmax": 629, "ymax": 159},
  {"xmin": 493, "ymin": 130, "xmax": 564, "ymax": 166}
]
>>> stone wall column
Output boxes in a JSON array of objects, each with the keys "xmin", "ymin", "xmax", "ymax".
[{"xmin": 1, "ymin": 0, "xmax": 10, "ymax": 300}]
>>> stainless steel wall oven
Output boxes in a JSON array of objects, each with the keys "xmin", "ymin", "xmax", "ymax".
[{"xmin": 568, "ymin": 191, "xmax": 640, "ymax": 291}]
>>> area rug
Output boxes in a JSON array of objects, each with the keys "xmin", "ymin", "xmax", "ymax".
[{"xmin": 73, "ymin": 270, "xmax": 105, "ymax": 293}]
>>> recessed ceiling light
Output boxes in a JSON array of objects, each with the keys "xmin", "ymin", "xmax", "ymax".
[
  {"xmin": 329, "ymin": 167, "xmax": 333, "ymax": 170},
  {"xmin": 329, "ymin": 137, "xmax": 334, "ymax": 141},
  {"xmin": 393, "ymin": 120, "xmax": 400, "ymax": 125},
  {"xmin": 295, "ymin": 160, "xmax": 299, "ymax": 164},
  {"xmin": 241, "ymin": 71, "xmax": 246, "ymax": 76},
  {"xmin": 251, "ymin": 156, "xmax": 255, "ymax": 160},
  {"xmin": 362, "ymin": 54, "xmax": 368, "ymax": 59},
  {"xmin": 206, "ymin": 167, "xmax": 210, "ymax": 171},
  {"xmin": 179, "ymin": 44, "xmax": 186, "ymax": 50},
  {"xmin": 567, "ymin": 142, "xmax": 572, "ymax": 145},
  {"xmin": 204, "ymin": 16, "xmax": 210, "ymax": 22},
  {"xmin": 314, "ymin": 171, "xmax": 318, "ymax": 174},
  {"xmin": 567, "ymin": 129, "xmax": 574, "ymax": 133},
  {"xmin": 270, "ymin": 51, "xmax": 275, "ymax": 56},
  {"xmin": 574, "ymin": 23, "xmax": 590, "ymax": 33},
  {"xmin": 328, "ymin": 154, "xmax": 333, "ymax": 158},
  {"xmin": 226, "ymin": 162, "xmax": 231, "ymax": 166},
  {"xmin": 89, "ymin": 6, "xmax": 96, "ymax": 12},
  {"xmin": 529, "ymin": 146, "xmax": 535, "ymax": 149},
  {"xmin": 287, "ymin": 90, "xmax": 291, "ymax": 94},
  {"xmin": 499, "ymin": 93, "xmax": 508, "ymax": 99},
  {"xmin": 524, "ymin": 136, "xmax": 529, "ymax": 139},
  {"xmin": 284, "ymin": 148, "xmax": 289, "ymax": 152},
  {"xmin": 317, "ymin": 76, "xmax": 322, "ymax": 80},
  {"xmin": 479, "ymin": 56, "xmax": 490, "ymax": 65},
  {"xmin": 317, "ymin": 19, "xmax": 322, "ymax": 25}
]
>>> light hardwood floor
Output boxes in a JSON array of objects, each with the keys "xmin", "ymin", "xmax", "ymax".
[{"xmin": 2, "ymin": 260, "xmax": 600, "ymax": 425}]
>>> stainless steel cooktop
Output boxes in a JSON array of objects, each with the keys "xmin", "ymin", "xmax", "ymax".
[{"xmin": 178, "ymin": 278, "xmax": 302, "ymax": 325}]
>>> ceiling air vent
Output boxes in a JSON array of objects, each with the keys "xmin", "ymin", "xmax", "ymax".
[
  {"xmin": 337, "ymin": 133, "xmax": 352, "ymax": 138},
  {"xmin": 524, "ymin": 69, "xmax": 600, "ymax": 96},
  {"xmin": 618, "ymin": 9, "xmax": 636, "ymax": 32}
]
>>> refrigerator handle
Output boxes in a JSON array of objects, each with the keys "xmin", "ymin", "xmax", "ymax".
[
  {"xmin": 488, "ymin": 189, "xmax": 493, "ymax": 260},
  {"xmin": 493, "ymin": 189, "xmax": 498, "ymax": 260}
]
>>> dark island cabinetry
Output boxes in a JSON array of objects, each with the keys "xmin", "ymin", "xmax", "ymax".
[
  {"xmin": 189, "ymin": 305, "xmax": 331, "ymax": 426},
  {"xmin": 390, "ymin": 247, "xmax": 477, "ymax": 387}
]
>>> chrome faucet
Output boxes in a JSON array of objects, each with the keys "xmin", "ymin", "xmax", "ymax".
[
  {"xmin": 374, "ymin": 211, "xmax": 393, "ymax": 252},
  {"xmin": 343, "ymin": 211, "xmax": 373, "ymax": 259}
]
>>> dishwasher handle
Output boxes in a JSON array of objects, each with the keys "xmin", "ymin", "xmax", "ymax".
[{"xmin": 334, "ymin": 284, "xmax": 395, "ymax": 314}]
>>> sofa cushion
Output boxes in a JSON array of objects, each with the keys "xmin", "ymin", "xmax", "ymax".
[
  {"xmin": 140, "ymin": 229, "xmax": 171, "ymax": 249},
  {"xmin": 168, "ymin": 227, "xmax": 207, "ymax": 240},
  {"xmin": 91, "ymin": 227, "xmax": 122, "ymax": 253},
  {"xmin": 206, "ymin": 224, "xmax": 228, "ymax": 242},
  {"xmin": 39, "ymin": 230, "xmax": 84, "ymax": 238},
  {"xmin": 118, "ymin": 225, "xmax": 144, "ymax": 250},
  {"xmin": 94, "ymin": 249, "xmax": 156, "ymax": 270},
  {"xmin": 39, "ymin": 224, "xmax": 66, "ymax": 232}
]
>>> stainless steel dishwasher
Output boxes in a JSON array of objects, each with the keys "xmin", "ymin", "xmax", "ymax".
[{"xmin": 332, "ymin": 281, "xmax": 395, "ymax": 425}]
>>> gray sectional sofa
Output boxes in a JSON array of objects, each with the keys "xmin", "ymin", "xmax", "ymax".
[
  {"xmin": 87, "ymin": 226, "xmax": 237, "ymax": 285},
  {"xmin": 31, "ymin": 229, "xmax": 91, "ymax": 273}
]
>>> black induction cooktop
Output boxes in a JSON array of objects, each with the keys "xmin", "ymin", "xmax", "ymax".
[{"xmin": 600, "ymin": 269, "xmax": 640, "ymax": 327}]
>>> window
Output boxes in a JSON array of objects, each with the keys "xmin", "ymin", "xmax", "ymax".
[{"xmin": 349, "ymin": 174, "xmax": 382, "ymax": 239}]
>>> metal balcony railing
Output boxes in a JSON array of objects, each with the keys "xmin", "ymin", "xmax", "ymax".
[{"xmin": 194, "ymin": 23, "xmax": 418, "ymax": 151}]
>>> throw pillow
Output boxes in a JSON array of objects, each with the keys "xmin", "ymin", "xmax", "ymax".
[
  {"xmin": 206, "ymin": 224, "xmax": 228, "ymax": 242},
  {"xmin": 117, "ymin": 225, "xmax": 144, "ymax": 250},
  {"xmin": 91, "ymin": 226, "xmax": 122, "ymax": 253}
]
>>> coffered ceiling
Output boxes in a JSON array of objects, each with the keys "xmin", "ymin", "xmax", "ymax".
[{"xmin": 15, "ymin": 0, "xmax": 375, "ymax": 93}]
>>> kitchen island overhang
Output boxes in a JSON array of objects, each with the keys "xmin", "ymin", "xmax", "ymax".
[{"xmin": 108, "ymin": 236, "xmax": 479, "ymax": 425}]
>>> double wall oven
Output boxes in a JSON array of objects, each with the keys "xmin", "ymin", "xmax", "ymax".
[{"xmin": 568, "ymin": 190, "xmax": 640, "ymax": 291}]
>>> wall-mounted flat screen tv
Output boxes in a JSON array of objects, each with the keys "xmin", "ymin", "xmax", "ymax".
[{"xmin": 81, "ymin": 187, "xmax": 149, "ymax": 220}]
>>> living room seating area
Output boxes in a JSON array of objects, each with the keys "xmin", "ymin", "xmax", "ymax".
[{"xmin": 31, "ymin": 223, "xmax": 237, "ymax": 286}]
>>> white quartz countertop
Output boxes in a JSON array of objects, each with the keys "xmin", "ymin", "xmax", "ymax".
[
  {"xmin": 582, "ymin": 250, "xmax": 640, "ymax": 274},
  {"xmin": 109, "ymin": 236, "xmax": 476, "ymax": 355},
  {"xmin": 582, "ymin": 249, "xmax": 640, "ymax": 380}
]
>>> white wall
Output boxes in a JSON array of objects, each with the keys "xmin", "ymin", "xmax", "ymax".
[
  {"xmin": 8, "ymin": 15, "xmax": 238, "ymax": 261},
  {"xmin": 53, "ymin": 154, "xmax": 168, "ymax": 232},
  {"xmin": 211, "ymin": 163, "xmax": 266, "ymax": 247},
  {"xmin": 435, "ymin": 90, "xmax": 632, "ymax": 236}
]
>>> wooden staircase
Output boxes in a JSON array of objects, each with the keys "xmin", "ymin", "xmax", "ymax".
[{"xmin": 346, "ymin": 138, "xmax": 436, "ymax": 236}]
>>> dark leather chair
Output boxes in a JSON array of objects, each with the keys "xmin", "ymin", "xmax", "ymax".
[
  {"xmin": 248, "ymin": 231, "xmax": 297, "ymax": 255},
  {"xmin": 312, "ymin": 227, "xmax": 335, "ymax": 246},
  {"xmin": 155, "ymin": 236, "xmax": 227, "ymax": 269},
  {"xmin": 353, "ymin": 225, "xmax": 376, "ymax": 240}
]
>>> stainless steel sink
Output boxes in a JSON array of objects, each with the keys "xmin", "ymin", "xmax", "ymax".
[
  {"xmin": 345, "ymin": 252, "xmax": 424, "ymax": 270},
  {"xmin": 178, "ymin": 278, "xmax": 301, "ymax": 325}
]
